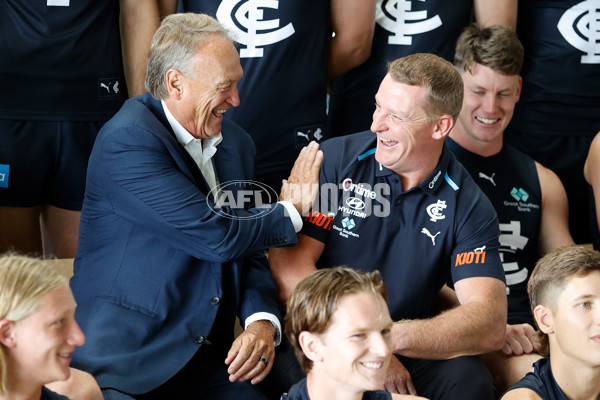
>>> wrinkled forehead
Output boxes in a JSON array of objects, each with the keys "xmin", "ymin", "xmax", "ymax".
[
  {"xmin": 192, "ymin": 36, "xmax": 243, "ymax": 82},
  {"xmin": 376, "ymin": 75, "xmax": 428, "ymax": 113}
]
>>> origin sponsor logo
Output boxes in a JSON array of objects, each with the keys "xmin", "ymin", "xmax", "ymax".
[
  {"xmin": 342, "ymin": 178, "xmax": 377, "ymax": 199},
  {"xmin": 207, "ymin": 180, "xmax": 278, "ymax": 220},
  {"xmin": 316, "ymin": 183, "xmax": 391, "ymax": 218},
  {"xmin": 455, "ymin": 250, "xmax": 486, "ymax": 266},
  {"xmin": 428, "ymin": 171, "xmax": 442, "ymax": 189}
]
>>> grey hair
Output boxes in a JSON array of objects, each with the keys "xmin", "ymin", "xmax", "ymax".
[{"xmin": 145, "ymin": 13, "xmax": 233, "ymax": 100}]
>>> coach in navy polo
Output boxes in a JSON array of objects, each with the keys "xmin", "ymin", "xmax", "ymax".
[{"xmin": 271, "ymin": 54, "xmax": 507, "ymax": 400}]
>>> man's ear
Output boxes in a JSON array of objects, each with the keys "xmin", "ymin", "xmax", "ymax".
[
  {"xmin": 432, "ymin": 114, "xmax": 454, "ymax": 140},
  {"xmin": 298, "ymin": 331, "xmax": 324, "ymax": 364},
  {"xmin": 165, "ymin": 69, "xmax": 184, "ymax": 99},
  {"xmin": 533, "ymin": 304, "xmax": 554, "ymax": 334},
  {"xmin": 0, "ymin": 320, "xmax": 16, "ymax": 348},
  {"xmin": 515, "ymin": 76, "xmax": 523, "ymax": 103}
]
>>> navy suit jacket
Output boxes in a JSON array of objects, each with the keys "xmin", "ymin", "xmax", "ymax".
[{"xmin": 70, "ymin": 93, "xmax": 297, "ymax": 394}]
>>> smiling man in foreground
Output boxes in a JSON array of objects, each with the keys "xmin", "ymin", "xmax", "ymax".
[
  {"xmin": 270, "ymin": 53, "xmax": 507, "ymax": 400},
  {"xmin": 70, "ymin": 13, "xmax": 321, "ymax": 400}
]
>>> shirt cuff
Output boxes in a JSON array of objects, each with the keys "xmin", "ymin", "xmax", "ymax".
[
  {"xmin": 244, "ymin": 312, "xmax": 282, "ymax": 346},
  {"xmin": 278, "ymin": 201, "xmax": 303, "ymax": 233}
]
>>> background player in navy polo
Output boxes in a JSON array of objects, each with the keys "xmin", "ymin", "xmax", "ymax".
[
  {"xmin": 505, "ymin": 0, "xmax": 600, "ymax": 245},
  {"xmin": 327, "ymin": 0, "xmax": 517, "ymax": 138},
  {"xmin": 0, "ymin": 0, "xmax": 161, "ymax": 258},
  {"xmin": 448, "ymin": 24, "xmax": 575, "ymax": 392},
  {"xmin": 162, "ymin": 0, "xmax": 375, "ymax": 193},
  {"xmin": 271, "ymin": 53, "xmax": 507, "ymax": 400},
  {"xmin": 501, "ymin": 245, "xmax": 600, "ymax": 400}
]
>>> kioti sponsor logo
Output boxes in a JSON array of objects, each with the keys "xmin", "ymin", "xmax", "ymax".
[
  {"xmin": 304, "ymin": 210, "xmax": 334, "ymax": 231},
  {"xmin": 455, "ymin": 250, "xmax": 486, "ymax": 266}
]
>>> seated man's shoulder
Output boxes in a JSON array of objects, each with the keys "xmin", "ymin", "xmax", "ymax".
[
  {"xmin": 321, "ymin": 130, "xmax": 373, "ymax": 149},
  {"xmin": 501, "ymin": 358, "xmax": 549, "ymax": 400},
  {"xmin": 319, "ymin": 131, "xmax": 377, "ymax": 166},
  {"xmin": 501, "ymin": 388, "xmax": 543, "ymax": 400}
]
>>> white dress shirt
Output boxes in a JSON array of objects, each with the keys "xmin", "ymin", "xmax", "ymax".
[{"xmin": 161, "ymin": 101, "xmax": 288, "ymax": 345}]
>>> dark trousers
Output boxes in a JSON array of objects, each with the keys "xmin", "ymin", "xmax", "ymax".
[
  {"xmin": 103, "ymin": 344, "xmax": 267, "ymax": 400},
  {"xmin": 400, "ymin": 356, "xmax": 497, "ymax": 400}
]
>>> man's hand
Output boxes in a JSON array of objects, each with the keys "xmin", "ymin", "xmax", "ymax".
[
  {"xmin": 501, "ymin": 323, "xmax": 540, "ymax": 356},
  {"xmin": 225, "ymin": 320, "xmax": 276, "ymax": 385},
  {"xmin": 280, "ymin": 141, "xmax": 323, "ymax": 216},
  {"xmin": 384, "ymin": 356, "xmax": 417, "ymax": 396},
  {"xmin": 45, "ymin": 367, "xmax": 102, "ymax": 400}
]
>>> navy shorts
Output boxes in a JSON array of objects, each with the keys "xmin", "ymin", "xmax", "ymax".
[{"xmin": 0, "ymin": 119, "xmax": 103, "ymax": 210}]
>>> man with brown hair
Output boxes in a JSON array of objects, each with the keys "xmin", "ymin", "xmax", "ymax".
[
  {"xmin": 447, "ymin": 24, "xmax": 574, "ymax": 390},
  {"xmin": 270, "ymin": 53, "xmax": 507, "ymax": 400},
  {"xmin": 501, "ymin": 245, "xmax": 600, "ymax": 400},
  {"xmin": 283, "ymin": 266, "xmax": 427, "ymax": 400}
]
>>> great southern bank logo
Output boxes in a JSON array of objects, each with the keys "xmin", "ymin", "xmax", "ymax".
[
  {"xmin": 376, "ymin": 0, "xmax": 442, "ymax": 45},
  {"xmin": 557, "ymin": 0, "xmax": 600, "ymax": 64},
  {"xmin": 510, "ymin": 187, "xmax": 529, "ymax": 202},
  {"xmin": 207, "ymin": 180, "xmax": 278, "ymax": 220},
  {"xmin": 341, "ymin": 217, "xmax": 356, "ymax": 230},
  {"xmin": 216, "ymin": 0, "xmax": 295, "ymax": 58}
]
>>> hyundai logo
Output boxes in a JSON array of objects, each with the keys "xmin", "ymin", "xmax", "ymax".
[{"xmin": 345, "ymin": 197, "xmax": 366, "ymax": 211}]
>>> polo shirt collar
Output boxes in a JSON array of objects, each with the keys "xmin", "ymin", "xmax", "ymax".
[
  {"xmin": 373, "ymin": 144, "xmax": 455, "ymax": 195},
  {"xmin": 419, "ymin": 144, "xmax": 455, "ymax": 195}
]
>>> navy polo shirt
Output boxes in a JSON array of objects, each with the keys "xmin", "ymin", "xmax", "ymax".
[
  {"xmin": 506, "ymin": 358, "xmax": 570, "ymax": 400},
  {"xmin": 302, "ymin": 131, "xmax": 505, "ymax": 321},
  {"xmin": 281, "ymin": 378, "xmax": 391, "ymax": 400}
]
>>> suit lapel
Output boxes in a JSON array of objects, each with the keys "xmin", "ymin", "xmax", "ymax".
[
  {"xmin": 143, "ymin": 94, "xmax": 211, "ymax": 194},
  {"xmin": 213, "ymin": 136, "xmax": 235, "ymax": 184},
  {"xmin": 213, "ymin": 131, "xmax": 245, "ymax": 204}
]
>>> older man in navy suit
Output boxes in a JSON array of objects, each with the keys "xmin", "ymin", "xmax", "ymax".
[{"xmin": 70, "ymin": 13, "xmax": 322, "ymax": 400}]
